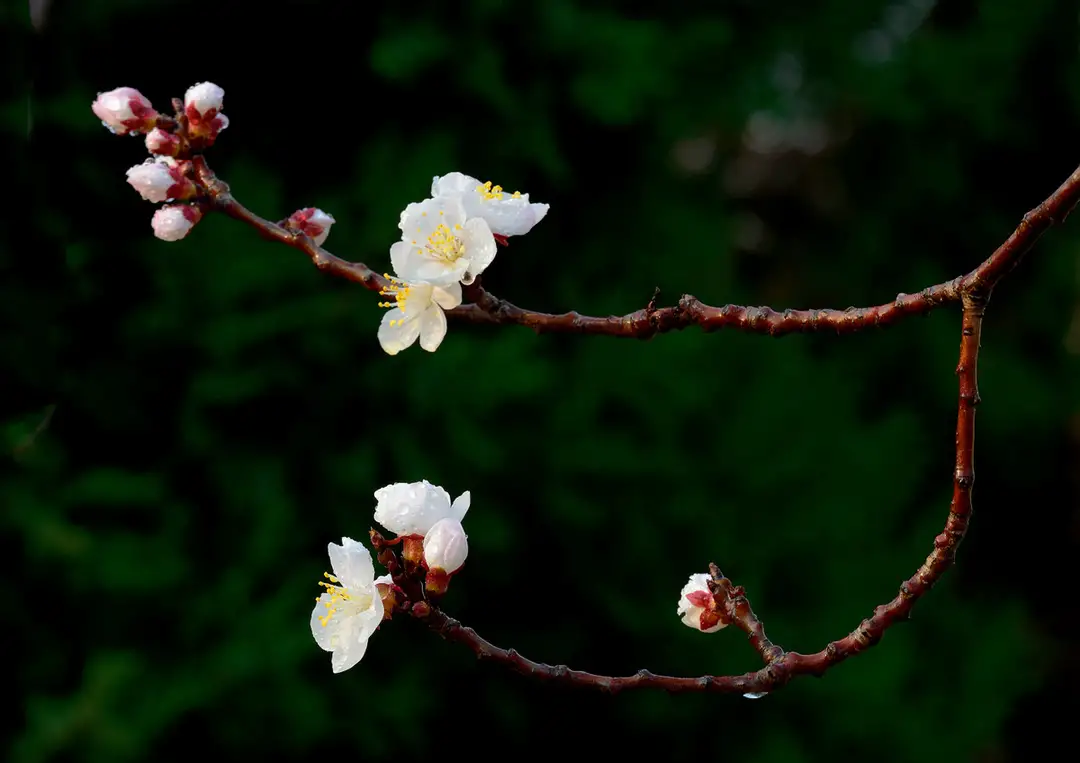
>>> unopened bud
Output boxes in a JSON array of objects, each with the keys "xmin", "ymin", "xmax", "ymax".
[
  {"xmin": 91, "ymin": 87, "xmax": 158, "ymax": 135},
  {"xmin": 423, "ymin": 518, "xmax": 468, "ymax": 574},
  {"xmin": 125, "ymin": 158, "xmax": 195, "ymax": 203},
  {"xmin": 145, "ymin": 127, "xmax": 181, "ymax": 157},
  {"xmin": 676, "ymin": 573, "xmax": 727, "ymax": 633},
  {"xmin": 152, "ymin": 205, "xmax": 202, "ymax": 242},
  {"xmin": 184, "ymin": 82, "xmax": 229, "ymax": 141},
  {"xmin": 184, "ymin": 82, "xmax": 224, "ymax": 115},
  {"xmin": 288, "ymin": 207, "xmax": 336, "ymax": 246}
]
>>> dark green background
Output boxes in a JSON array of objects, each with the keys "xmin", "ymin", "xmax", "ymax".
[{"xmin": 6, "ymin": 1, "xmax": 1080, "ymax": 760}]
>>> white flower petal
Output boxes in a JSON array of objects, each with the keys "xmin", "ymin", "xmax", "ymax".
[
  {"xmin": 413, "ymin": 258, "xmax": 468, "ymax": 287},
  {"xmin": 310, "ymin": 593, "xmax": 339, "ymax": 652},
  {"xmin": 460, "ymin": 218, "xmax": 497, "ymax": 283},
  {"xmin": 450, "ymin": 491, "xmax": 471, "ymax": 521},
  {"xmin": 330, "ymin": 621, "xmax": 371, "ymax": 674},
  {"xmin": 389, "ymin": 241, "xmax": 415, "ymax": 278},
  {"xmin": 400, "ymin": 196, "xmax": 467, "ymax": 240},
  {"xmin": 431, "ymin": 172, "xmax": 480, "ymax": 198},
  {"xmin": 373, "ymin": 480, "xmax": 456, "ymax": 537},
  {"xmin": 374, "ymin": 574, "xmax": 393, "ymax": 586},
  {"xmin": 399, "ymin": 282, "xmax": 434, "ymax": 319},
  {"xmin": 418, "ymin": 304, "xmax": 448, "ymax": 352},
  {"xmin": 431, "ymin": 282, "xmax": 462, "ymax": 310},
  {"xmin": 484, "ymin": 199, "xmax": 549, "ymax": 237},
  {"xmin": 378, "ymin": 309, "xmax": 421, "ymax": 355},
  {"xmin": 328, "ymin": 537, "xmax": 375, "ymax": 589}
]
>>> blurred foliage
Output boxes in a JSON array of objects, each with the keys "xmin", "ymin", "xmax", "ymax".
[{"xmin": 5, "ymin": 0, "xmax": 1080, "ymax": 761}]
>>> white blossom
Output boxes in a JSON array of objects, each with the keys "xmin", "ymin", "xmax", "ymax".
[
  {"xmin": 373, "ymin": 480, "xmax": 470, "ymax": 538},
  {"xmin": 377, "ymin": 276, "xmax": 461, "ymax": 355},
  {"xmin": 392, "ymin": 196, "xmax": 496, "ymax": 286},
  {"xmin": 422, "ymin": 518, "xmax": 468, "ymax": 574},
  {"xmin": 677, "ymin": 573, "xmax": 726, "ymax": 633},
  {"xmin": 431, "ymin": 171, "xmax": 549, "ymax": 237},
  {"xmin": 310, "ymin": 537, "xmax": 385, "ymax": 673}
]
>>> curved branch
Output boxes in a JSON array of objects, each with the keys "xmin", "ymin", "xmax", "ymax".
[
  {"xmin": 192, "ymin": 155, "xmax": 1080, "ymax": 338},
  {"xmin": 182, "ymin": 123, "xmax": 1044, "ymax": 692},
  {"xmin": 413, "ymin": 297, "xmax": 984, "ymax": 693}
]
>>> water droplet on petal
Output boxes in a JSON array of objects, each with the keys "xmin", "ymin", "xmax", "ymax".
[{"xmin": 742, "ymin": 691, "xmax": 768, "ymax": 699}]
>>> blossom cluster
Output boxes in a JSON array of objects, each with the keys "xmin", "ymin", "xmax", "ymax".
[
  {"xmin": 91, "ymin": 84, "xmax": 550, "ymax": 356},
  {"xmin": 310, "ymin": 480, "xmax": 471, "ymax": 673},
  {"xmin": 376, "ymin": 173, "xmax": 549, "ymax": 355}
]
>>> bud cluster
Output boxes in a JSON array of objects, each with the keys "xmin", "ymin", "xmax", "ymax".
[{"xmin": 91, "ymin": 83, "xmax": 234, "ymax": 242}]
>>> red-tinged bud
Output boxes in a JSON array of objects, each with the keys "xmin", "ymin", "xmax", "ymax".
[
  {"xmin": 184, "ymin": 82, "xmax": 229, "ymax": 143},
  {"xmin": 145, "ymin": 127, "xmax": 182, "ymax": 157},
  {"xmin": 677, "ymin": 573, "xmax": 728, "ymax": 633},
  {"xmin": 126, "ymin": 157, "xmax": 196, "ymax": 203},
  {"xmin": 288, "ymin": 207, "xmax": 336, "ymax": 246},
  {"xmin": 152, "ymin": 205, "xmax": 202, "ymax": 242},
  {"xmin": 92, "ymin": 87, "xmax": 158, "ymax": 135}
]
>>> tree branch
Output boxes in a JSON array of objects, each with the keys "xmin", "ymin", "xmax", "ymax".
[
  {"xmin": 404, "ymin": 297, "xmax": 983, "ymax": 693},
  {"xmin": 191, "ymin": 155, "xmax": 1080, "ymax": 338},
  {"xmin": 133, "ymin": 97, "xmax": 1060, "ymax": 693}
]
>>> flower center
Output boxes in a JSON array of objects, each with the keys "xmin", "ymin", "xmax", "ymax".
[
  {"xmin": 378, "ymin": 274, "xmax": 411, "ymax": 326},
  {"xmin": 475, "ymin": 181, "xmax": 523, "ymax": 201},
  {"xmin": 316, "ymin": 572, "xmax": 373, "ymax": 627},
  {"xmin": 422, "ymin": 222, "xmax": 466, "ymax": 264}
]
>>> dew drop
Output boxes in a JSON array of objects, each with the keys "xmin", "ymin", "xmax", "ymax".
[{"xmin": 742, "ymin": 691, "xmax": 768, "ymax": 699}]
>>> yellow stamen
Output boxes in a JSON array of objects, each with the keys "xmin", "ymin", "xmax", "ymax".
[
  {"xmin": 378, "ymin": 275, "xmax": 412, "ymax": 315},
  {"xmin": 315, "ymin": 571, "xmax": 373, "ymax": 628},
  {"xmin": 422, "ymin": 222, "xmax": 466, "ymax": 264},
  {"xmin": 476, "ymin": 180, "xmax": 507, "ymax": 201}
]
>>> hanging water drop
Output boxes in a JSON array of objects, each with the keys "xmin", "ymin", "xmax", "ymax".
[{"xmin": 742, "ymin": 691, "xmax": 768, "ymax": 699}]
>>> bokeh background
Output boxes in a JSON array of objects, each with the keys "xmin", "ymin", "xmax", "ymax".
[{"xmin": 6, "ymin": 0, "xmax": 1080, "ymax": 760}]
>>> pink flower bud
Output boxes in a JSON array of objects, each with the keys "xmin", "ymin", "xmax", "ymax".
[
  {"xmin": 184, "ymin": 82, "xmax": 224, "ymax": 115},
  {"xmin": 152, "ymin": 205, "xmax": 202, "ymax": 241},
  {"xmin": 125, "ymin": 158, "xmax": 196, "ymax": 203},
  {"xmin": 184, "ymin": 82, "xmax": 229, "ymax": 141},
  {"xmin": 676, "ymin": 573, "xmax": 727, "ymax": 633},
  {"xmin": 288, "ymin": 207, "xmax": 336, "ymax": 246},
  {"xmin": 145, "ymin": 128, "xmax": 181, "ymax": 157},
  {"xmin": 91, "ymin": 87, "xmax": 158, "ymax": 135},
  {"xmin": 422, "ymin": 518, "xmax": 468, "ymax": 574}
]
